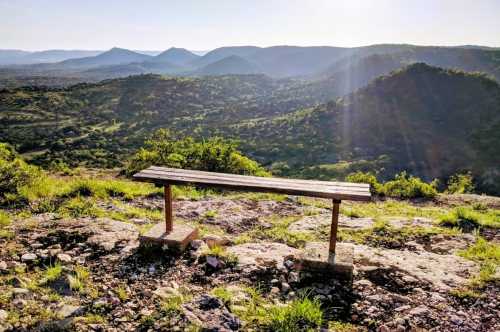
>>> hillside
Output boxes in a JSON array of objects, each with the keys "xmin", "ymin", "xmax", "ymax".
[
  {"xmin": 196, "ymin": 55, "xmax": 261, "ymax": 75},
  {"xmin": 228, "ymin": 64, "xmax": 500, "ymax": 193},
  {"xmin": 0, "ymin": 74, "xmax": 332, "ymax": 167},
  {"xmin": 1, "ymin": 64, "xmax": 499, "ymax": 194}
]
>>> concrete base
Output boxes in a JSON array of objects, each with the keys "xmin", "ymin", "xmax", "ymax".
[
  {"xmin": 140, "ymin": 223, "xmax": 198, "ymax": 252},
  {"xmin": 292, "ymin": 242, "xmax": 354, "ymax": 280}
]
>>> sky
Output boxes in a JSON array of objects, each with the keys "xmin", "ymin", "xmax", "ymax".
[{"xmin": 1, "ymin": 0, "xmax": 500, "ymax": 51}]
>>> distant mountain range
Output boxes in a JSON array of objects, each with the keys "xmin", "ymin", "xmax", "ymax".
[{"xmin": 1, "ymin": 44, "xmax": 499, "ymax": 88}]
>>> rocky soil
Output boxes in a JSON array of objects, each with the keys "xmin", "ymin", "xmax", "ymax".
[{"xmin": 0, "ymin": 195, "xmax": 498, "ymax": 331}]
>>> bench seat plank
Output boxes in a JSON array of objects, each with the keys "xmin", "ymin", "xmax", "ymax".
[{"xmin": 134, "ymin": 166, "xmax": 371, "ymax": 201}]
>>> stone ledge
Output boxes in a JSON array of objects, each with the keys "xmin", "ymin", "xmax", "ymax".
[
  {"xmin": 140, "ymin": 223, "xmax": 198, "ymax": 252},
  {"xmin": 291, "ymin": 242, "xmax": 354, "ymax": 280}
]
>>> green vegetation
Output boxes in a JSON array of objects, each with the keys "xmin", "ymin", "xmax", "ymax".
[
  {"xmin": 211, "ymin": 286, "xmax": 233, "ymax": 304},
  {"xmin": 439, "ymin": 207, "xmax": 499, "ymax": 230},
  {"xmin": 449, "ymin": 288, "xmax": 482, "ymax": 300},
  {"xmin": 346, "ymin": 171, "xmax": 382, "ymax": 194},
  {"xmin": 202, "ymin": 245, "xmax": 239, "ymax": 266},
  {"xmin": 1, "ymin": 64, "xmax": 499, "ymax": 195},
  {"xmin": 114, "ymin": 285, "xmax": 129, "ymax": 301},
  {"xmin": 126, "ymin": 129, "xmax": 269, "ymax": 177},
  {"xmin": 345, "ymin": 171, "xmax": 437, "ymax": 199},
  {"xmin": 0, "ymin": 210, "xmax": 13, "ymax": 239},
  {"xmin": 458, "ymin": 237, "xmax": 499, "ymax": 286},
  {"xmin": 336, "ymin": 218, "xmax": 460, "ymax": 246},
  {"xmin": 68, "ymin": 265, "xmax": 91, "ymax": 293},
  {"xmin": 381, "ymin": 172, "xmax": 438, "ymax": 199},
  {"xmin": 446, "ymin": 172, "xmax": 475, "ymax": 194},
  {"xmin": 264, "ymin": 297, "xmax": 323, "ymax": 332},
  {"xmin": 247, "ymin": 216, "xmax": 314, "ymax": 248},
  {"xmin": 41, "ymin": 263, "xmax": 63, "ymax": 283},
  {"xmin": 0, "ymin": 143, "xmax": 41, "ymax": 205}
]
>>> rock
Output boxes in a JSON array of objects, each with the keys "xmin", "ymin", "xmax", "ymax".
[
  {"xmin": 190, "ymin": 240, "xmax": 205, "ymax": 250},
  {"xmin": 394, "ymin": 305, "xmax": 411, "ymax": 312},
  {"xmin": 86, "ymin": 219, "xmax": 139, "ymax": 252},
  {"xmin": 0, "ymin": 309, "xmax": 7, "ymax": 321},
  {"xmin": 0, "ymin": 261, "xmax": 7, "ymax": 272},
  {"xmin": 12, "ymin": 288, "xmax": 30, "ymax": 297},
  {"xmin": 354, "ymin": 244, "xmax": 478, "ymax": 290},
  {"xmin": 182, "ymin": 294, "xmax": 240, "ymax": 331},
  {"xmin": 57, "ymin": 253, "xmax": 72, "ymax": 263},
  {"xmin": 288, "ymin": 271, "xmax": 300, "ymax": 283},
  {"xmin": 197, "ymin": 294, "xmax": 223, "ymax": 310},
  {"xmin": 378, "ymin": 324, "xmax": 390, "ymax": 332},
  {"xmin": 202, "ymin": 234, "xmax": 232, "ymax": 248},
  {"xmin": 153, "ymin": 287, "xmax": 180, "ymax": 299},
  {"xmin": 206, "ymin": 256, "xmax": 220, "ymax": 269},
  {"xmin": 281, "ymin": 282, "xmax": 291, "ymax": 293},
  {"xmin": 270, "ymin": 287, "xmax": 280, "ymax": 295},
  {"xmin": 21, "ymin": 253, "xmax": 37, "ymax": 262},
  {"xmin": 57, "ymin": 304, "xmax": 83, "ymax": 319},
  {"xmin": 409, "ymin": 305, "xmax": 429, "ymax": 316},
  {"xmin": 450, "ymin": 314, "xmax": 463, "ymax": 325},
  {"xmin": 31, "ymin": 243, "xmax": 44, "ymax": 249},
  {"xmin": 12, "ymin": 298, "xmax": 26, "ymax": 308},
  {"xmin": 227, "ymin": 242, "xmax": 300, "ymax": 269}
]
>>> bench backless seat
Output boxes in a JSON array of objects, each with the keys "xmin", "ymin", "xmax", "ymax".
[{"xmin": 133, "ymin": 166, "xmax": 371, "ymax": 259}]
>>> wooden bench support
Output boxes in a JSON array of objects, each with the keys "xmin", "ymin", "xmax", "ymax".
[
  {"xmin": 134, "ymin": 167, "xmax": 371, "ymax": 257},
  {"xmin": 328, "ymin": 200, "xmax": 341, "ymax": 264},
  {"xmin": 164, "ymin": 185, "xmax": 173, "ymax": 233},
  {"xmin": 139, "ymin": 184, "xmax": 198, "ymax": 251}
]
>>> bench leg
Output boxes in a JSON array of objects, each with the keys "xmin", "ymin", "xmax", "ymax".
[
  {"xmin": 165, "ymin": 185, "xmax": 173, "ymax": 234},
  {"xmin": 328, "ymin": 200, "xmax": 341, "ymax": 264}
]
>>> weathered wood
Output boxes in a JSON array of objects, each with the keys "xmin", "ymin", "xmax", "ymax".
[
  {"xmin": 329, "ymin": 200, "xmax": 341, "ymax": 258},
  {"xmin": 134, "ymin": 166, "xmax": 372, "ymax": 256},
  {"xmin": 134, "ymin": 167, "xmax": 371, "ymax": 201},
  {"xmin": 147, "ymin": 166, "xmax": 369, "ymax": 189},
  {"xmin": 164, "ymin": 185, "xmax": 173, "ymax": 234}
]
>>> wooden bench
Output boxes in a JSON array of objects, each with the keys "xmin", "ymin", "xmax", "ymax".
[{"xmin": 133, "ymin": 166, "xmax": 371, "ymax": 261}]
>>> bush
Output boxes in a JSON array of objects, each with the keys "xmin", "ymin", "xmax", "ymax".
[
  {"xmin": 0, "ymin": 143, "xmax": 42, "ymax": 205},
  {"xmin": 345, "ymin": 171, "xmax": 382, "ymax": 194},
  {"xmin": 446, "ymin": 172, "xmax": 475, "ymax": 194},
  {"xmin": 381, "ymin": 171, "xmax": 438, "ymax": 199},
  {"xmin": 126, "ymin": 129, "xmax": 269, "ymax": 177}
]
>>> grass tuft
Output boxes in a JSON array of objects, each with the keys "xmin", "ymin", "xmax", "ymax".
[
  {"xmin": 458, "ymin": 237, "xmax": 499, "ymax": 287},
  {"xmin": 263, "ymin": 296, "xmax": 323, "ymax": 332}
]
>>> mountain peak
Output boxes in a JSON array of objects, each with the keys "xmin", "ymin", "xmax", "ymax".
[{"xmin": 151, "ymin": 47, "xmax": 199, "ymax": 65}]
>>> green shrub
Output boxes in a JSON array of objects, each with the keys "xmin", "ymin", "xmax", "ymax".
[
  {"xmin": 381, "ymin": 171, "xmax": 438, "ymax": 199},
  {"xmin": 126, "ymin": 129, "xmax": 269, "ymax": 177},
  {"xmin": 0, "ymin": 143, "xmax": 42, "ymax": 205},
  {"xmin": 446, "ymin": 172, "xmax": 475, "ymax": 194},
  {"xmin": 346, "ymin": 171, "xmax": 382, "ymax": 194}
]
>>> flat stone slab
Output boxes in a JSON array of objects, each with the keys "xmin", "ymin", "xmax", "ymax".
[
  {"xmin": 292, "ymin": 242, "xmax": 354, "ymax": 280},
  {"xmin": 354, "ymin": 244, "xmax": 478, "ymax": 290},
  {"xmin": 140, "ymin": 223, "xmax": 198, "ymax": 251},
  {"xmin": 227, "ymin": 242, "xmax": 300, "ymax": 268}
]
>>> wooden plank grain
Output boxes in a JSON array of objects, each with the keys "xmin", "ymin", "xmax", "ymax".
[
  {"xmin": 135, "ymin": 169, "xmax": 369, "ymax": 194},
  {"xmin": 133, "ymin": 166, "xmax": 371, "ymax": 201},
  {"xmin": 147, "ymin": 166, "xmax": 369, "ymax": 189}
]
